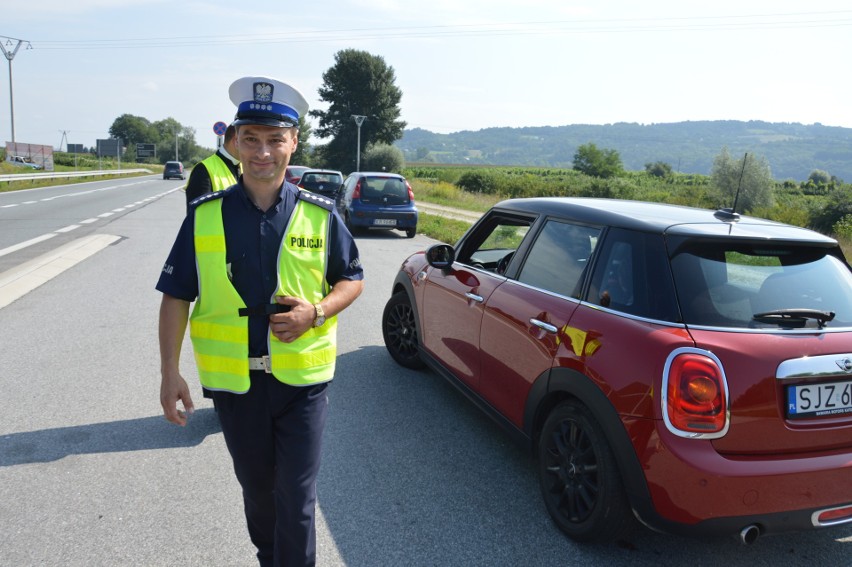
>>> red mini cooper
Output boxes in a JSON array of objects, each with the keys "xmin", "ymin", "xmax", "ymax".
[{"xmin": 381, "ymin": 197, "xmax": 852, "ymax": 544}]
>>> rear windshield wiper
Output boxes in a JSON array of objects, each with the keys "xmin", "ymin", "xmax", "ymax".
[{"xmin": 752, "ymin": 309, "xmax": 835, "ymax": 329}]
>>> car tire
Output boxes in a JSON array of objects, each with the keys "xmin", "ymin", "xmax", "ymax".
[
  {"xmin": 382, "ymin": 292, "xmax": 425, "ymax": 370},
  {"xmin": 405, "ymin": 227, "xmax": 416, "ymax": 238},
  {"xmin": 538, "ymin": 400, "xmax": 634, "ymax": 542}
]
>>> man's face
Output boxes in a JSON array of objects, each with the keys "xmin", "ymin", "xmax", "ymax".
[{"xmin": 235, "ymin": 124, "xmax": 298, "ymax": 184}]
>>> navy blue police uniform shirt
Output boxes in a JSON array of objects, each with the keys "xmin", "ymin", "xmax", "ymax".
[{"xmin": 156, "ymin": 180, "xmax": 363, "ymax": 358}]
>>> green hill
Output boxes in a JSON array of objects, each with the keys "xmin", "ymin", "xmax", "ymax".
[{"xmin": 396, "ymin": 120, "xmax": 852, "ymax": 182}]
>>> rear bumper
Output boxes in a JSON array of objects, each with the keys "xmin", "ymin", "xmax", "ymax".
[
  {"xmin": 626, "ymin": 419, "xmax": 852, "ymax": 536},
  {"xmin": 350, "ymin": 210, "xmax": 418, "ymax": 230}
]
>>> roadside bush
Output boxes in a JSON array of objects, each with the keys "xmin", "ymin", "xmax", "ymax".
[
  {"xmin": 811, "ymin": 187, "xmax": 852, "ymax": 233},
  {"xmin": 457, "ymin": 170, "xmax": 500, "ymax": 194},
  {"xmin": 832, "ymin": 214, "xmax": 852, "ymax": 240},
  {"xmin": 363, "ymin": 143, "xmax": 404, "ymax": 173}
]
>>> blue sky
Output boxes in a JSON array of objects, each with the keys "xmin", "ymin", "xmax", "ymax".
[{"xmin": 3, "ymin": 0, "xmax": 852, "ymax": 150}]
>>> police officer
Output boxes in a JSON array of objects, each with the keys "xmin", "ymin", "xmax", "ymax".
[
  {"xmin": 157, "ymin": 76, "xmax": 364, "ymax": 567},
  {"xmin": 185, "ymin": 123, "xmax": 241, "ymax": 210}
]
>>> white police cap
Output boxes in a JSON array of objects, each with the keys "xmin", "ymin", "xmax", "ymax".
[{"xmin": 229, "ymin": 76, "xmax": 309, "ymax": 128}]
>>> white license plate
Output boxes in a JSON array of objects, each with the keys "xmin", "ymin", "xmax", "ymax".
[
  {"xmin": 787, "ymin": 379, "xmax": 852, "ymax": 419},
  {"xmin": 373, "ymin": 219, "xmax": 396, "ymax": 226}
]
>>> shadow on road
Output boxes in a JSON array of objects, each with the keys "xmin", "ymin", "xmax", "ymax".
[
  {"xmin": 317, "ymin": 346, "xmax": 852, "ymax": 566},
  {"xmin": 0, "ymin": 408, "xmax": 220, "ymax": 466}
]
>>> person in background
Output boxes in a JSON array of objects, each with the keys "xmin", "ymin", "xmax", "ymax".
[
  {"xmin": 157, "ymin": 75, "xmax": 364, "ymax": 567},
  {"xmin": 185, "ymin": 123, "xmax": 241, "ymax": 210}
]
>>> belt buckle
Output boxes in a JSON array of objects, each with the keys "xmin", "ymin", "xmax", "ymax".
[{"xmin": 261, "ymin": 355, "xmax": 272, "ymax": 374}]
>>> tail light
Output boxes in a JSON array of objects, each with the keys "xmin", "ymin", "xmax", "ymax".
[
  {"xmin": 663, "ymin": 348, "xmax": 729, "ymax": 438},
  {"xmin": 405, "ymin": 180, "xmax": 415, "ymax": 201},
  {"xmin": 352, "ymin": 179, "xmax": 362, "ymax": 200},
  {"xmin": 813, "ymin": 504, "xmax": 852, "ymax": 527}
]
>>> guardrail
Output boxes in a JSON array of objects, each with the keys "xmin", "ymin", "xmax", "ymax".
[{"xmin": 0, "ymin": 168, "xmax": 153, "ymax": 184}]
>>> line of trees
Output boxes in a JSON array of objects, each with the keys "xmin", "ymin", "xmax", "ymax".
[
  {"xmin": 108, "ymin": 115, "xmax": 205, "ymax": 165},
  {"xmin": 105, "ymin": 49, "xmax": 409, "ymax": 173}
]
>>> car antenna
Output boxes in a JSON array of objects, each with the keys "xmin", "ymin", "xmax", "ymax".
[{"xmin": 715, "ymin": 152, "xmax": 747, "ymax": 222}]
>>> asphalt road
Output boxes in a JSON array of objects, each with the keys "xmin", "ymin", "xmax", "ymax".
[{"xmin": 0, "ymin": 178, "xmax": 850, "ymax": 566}]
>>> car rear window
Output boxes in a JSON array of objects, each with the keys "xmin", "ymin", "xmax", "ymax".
[
  {"xmin": 671, "ymin": 240, "xmax": 852, "ymax": 329},
  {"xmin": 359, "ymin": 177, "xmax": 409, "ymax": 204}
]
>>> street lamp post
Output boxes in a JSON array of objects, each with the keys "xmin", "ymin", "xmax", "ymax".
[
  {"xmin": 0, "ymin": 37, "xmax": 30, "ymax": 145},
  {"xmin": 352, "ymin": 115, "xmax": 366, "ymax": 172}
]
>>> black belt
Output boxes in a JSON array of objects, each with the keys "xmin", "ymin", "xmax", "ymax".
[{"xmin": 238, "ymin": 304, "xmax": 291, "ymax": 317}]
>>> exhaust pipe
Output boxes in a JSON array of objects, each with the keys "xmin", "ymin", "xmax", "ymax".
[{"xmin": 739, "ymin": 524, "xmax": 760, "ymax": 545}]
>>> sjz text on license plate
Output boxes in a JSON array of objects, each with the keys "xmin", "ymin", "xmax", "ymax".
[{"xmin": 787, "ymin": 379, "xmax": 852, "ymax": 419}]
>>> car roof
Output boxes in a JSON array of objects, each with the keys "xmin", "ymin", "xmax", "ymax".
[
  {"xmin": 494, "ymin": 197, "xmax": 837, "ymax": 243},
  {"xmin": 302, "ymin": 169, "xmax": 342, "ymax": 175},
  {"xmin": 349, "ymin": 171, "xmax": 405, "ymax": 178}
]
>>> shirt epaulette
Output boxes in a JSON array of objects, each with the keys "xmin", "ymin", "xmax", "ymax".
[
  {"xmin": 189, "ymin": 184, "xmax": 234, "ymax": 209},
  {"xmin": 297, "ymin": 189, "xmax": 336, "ymax": 212}
]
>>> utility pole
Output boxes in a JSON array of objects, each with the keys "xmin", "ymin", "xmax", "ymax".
[
  {"xmin": 175, "ymin": 131, "xmax": 179, "ymax": 161},
  {"xmin": 0, "ymin": 36, "xmax": 31, "ymax": 144},
  {"xmin": 58, "ymin": 130, "xmax": 69, "ymax": 152},
  {"xmin": 352, "ymin": 115, "xmax": 366, "ymax": 172}
]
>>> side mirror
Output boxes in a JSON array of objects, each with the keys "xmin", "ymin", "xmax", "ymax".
[{"xmin": 426, "ymin": 244, "xmax": 455, "ymax": 270}]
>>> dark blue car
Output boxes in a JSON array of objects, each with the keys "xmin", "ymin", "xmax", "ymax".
[{"xmin": 339, "ymin": 172, "xmax": 418, "ymax": 238}]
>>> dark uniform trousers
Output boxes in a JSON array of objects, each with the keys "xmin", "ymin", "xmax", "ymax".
[{"xmin": 213, "ymin": 372, "xmax": 329, "ymax": 567}]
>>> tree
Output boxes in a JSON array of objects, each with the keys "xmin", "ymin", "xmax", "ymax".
[
  {"xmin": 645, "ymin": 161, "xmax": 673, "ymax": 178},
  {"xmin": 710, "ymin": 147, "xmax": 774, "ymax": 213},
  {"xmin": 808, "ymin": 169, "xmax": 831, "ymax": 185},
  {"xmin": 311, "ymin": 49, "xmax": 406, "ymax": 173},
  {"xmin": 291, "ymin": 115, "xmax": 313, "ymax": 166},
  {"xmin": 362, "ymin": 143, "xmax": 404, "ymax": 173},
  {"xmin": 147, "ymin": 118, "xmax": 203, "ymax": 164},
  {"xmin": 109, "ymin": 114, "xmax": 153, "ymax": 146},
  {"xmin": 573, "ymin": 143, "xmax": 623, "ymax": 178}
]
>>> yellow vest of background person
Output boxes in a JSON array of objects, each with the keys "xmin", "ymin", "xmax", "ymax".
[
  {"xmin": 189, "ymin": 191, "xmax": 337, "ymax": 393},
  {"xmin": 200, "ymin": 153, "xmax": 238, "ymax": 192}
]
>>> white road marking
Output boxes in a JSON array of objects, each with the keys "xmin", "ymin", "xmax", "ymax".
[
  {"xmin": 0, "ymin": 234, "xmax": 121, "ymax": 310},
  {"xmin": 0, "ymin": 233, "xmax": 58, "ymax": 258}
]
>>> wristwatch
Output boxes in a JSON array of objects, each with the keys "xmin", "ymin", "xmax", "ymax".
[{"xmin": 313, "ymin": 303, "xmax": 326, "ymax": 327}]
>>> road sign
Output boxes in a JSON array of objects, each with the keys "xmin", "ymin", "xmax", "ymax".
[
  {"xmin": 137, "ymin": 143, "xmax": 156, "ymax": 158},
  {"xmin": 96, "ymin": 138, "xmax": 120, "ymax": 157},
  {"xmin": 213, "ymin": 121, "xmax": 227, "ymax": 135}
]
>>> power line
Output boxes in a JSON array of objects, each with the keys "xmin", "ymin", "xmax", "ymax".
[{"xmin": 20, "ymin": 10, "xmax": 852, "ymax": 50}]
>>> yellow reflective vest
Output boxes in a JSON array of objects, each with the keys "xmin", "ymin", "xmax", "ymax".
[
  {"xmin": 189, "ymin": 191, "xmax": 337, "ymax": 393},
  {"xmin": 200, "ymin": 153, "xmax": 238, "ymax": 193}
]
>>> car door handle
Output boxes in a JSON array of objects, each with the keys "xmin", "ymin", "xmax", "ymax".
[
  {"xmin": 465, "ymin": 292, "xmax": 484, "ymax": 303},
  {"xmin": 530, "ymin": 318, "xmax": 558, "ymax": 333}
]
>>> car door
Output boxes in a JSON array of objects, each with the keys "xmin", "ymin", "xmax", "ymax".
[
  {"xmin": 478, "ymin": 218, "xmax": 602, "ymax": 427},
  {"xmin": 420, "ymin": 211, "xmax": 535, "ymax": 390}
]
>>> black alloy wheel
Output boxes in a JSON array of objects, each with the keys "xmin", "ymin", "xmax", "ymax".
[
  {"xmin": 538, "ymin": 401, "xmax": 633, "ymax": 542},
  {"xmin": 382, "ymin": 292, "xmax": 425, "ymax": 369}
]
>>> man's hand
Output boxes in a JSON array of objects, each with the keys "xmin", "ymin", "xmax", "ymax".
[
  {"xmin": 269, "ymin": 295, "xmax": 315, "ymax": 343},
  {"xmin": 160, "ymin": 370, "xmax": 195, "ymax": 426}
]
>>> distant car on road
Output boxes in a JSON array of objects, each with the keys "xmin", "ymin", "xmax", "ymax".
[
  {"xmin": 285, "ymin": 165, "xmax": 310, "ymax": 185},
  {"xmin": 8, "ymin": 155, "xmax": 42, "ymax": 170},
  {"xmin": 163, "ymin": 161, "xmax": 185, "ymax": 180},
  {"xmin": 339, "ymin": 172, "xmax": 418, "ymax": 238},
  {"xmin": 382, "ymin": 196, "xmax": 852, "ymax": 544},
  {"xmin": 297, "ymin": 169, "xmax": 344, "ymax": 200}
]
